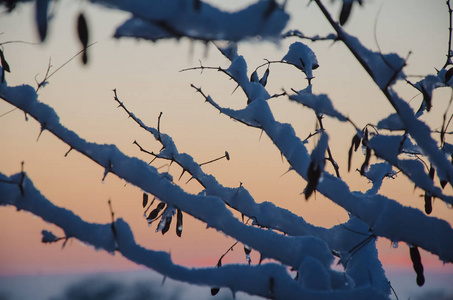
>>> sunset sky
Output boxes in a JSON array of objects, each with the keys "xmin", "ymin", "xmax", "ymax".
[{"xmin": 0, "ymin": 0, "xmax": 452, "ymax": 298}]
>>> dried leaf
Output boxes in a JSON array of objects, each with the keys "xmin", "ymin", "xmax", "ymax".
[
  {"xmin": 142, "ymin": 193, "xmax": 149, "ymax": 208},
  {"xmin": 424, "ymin": 193, "xmax": 432, "ymax": 215},
  {"xmin": 35, "ymin": 0, "xmax": 49, "ymax": 42},
  {"xmin": 161, "ymin": 216, "xmax": 172, "ymax": 235},
  {"xmin": 339, "ymin": 1, "xmax": 353, "ymax": 26},
  {"xmin": 82, "ymin": 51, "xmax": 88, "ymax": 65},
  {"xmin": 259, "ymin": 67, "xmax": 270, "ymax": 87},
  {"xmin": 147, "ymin": 202, "xmax": 166, "ymax": 222},
  {"xmin": 0, "ymin": 49, "xmax": 11, "ymax": 73},
  {"xmin": 420, "ymin": 84, "xmax": 432, "ymax": 112},
  {"xmin": 409, "ymin": 245, "xmax": 424, "ymax": 286},
  {"xmin": 360, "ymin": 147, "xmax": 371, "ymax": 175},
  {"xmin": 77, "ymin": 13, "xmax": 89, "ymax": 64},
  {"xmin": 176, "ymin": 208, "xmax": 183, "ymax": 237},
  {"xmin": 348, "ymin": 134, "xmax": 361, "ymax": 172},
  {"xmin": 77, "ymin": 13, "xmax": 89, "ymax": 46},
  {"xmin": 445, "ymin": 67, "xmax": 453, "ymax": 83},
  {"xmin": 424, "ymin": 165, "xmax": 435, "ymax": 214},
  {"xmin": 362, "ymin": 127, "xmax": 369, "ymax": 147},
  {"xmin": 305, "ymin": 160, "xmax": 321, "ymax": 200},
  {"xmin": 211, "ymin": 287, "xmax": 220, "ymax": 296},
  {"xmin": 353, "ymin": 134, "xmax": 361, "ymax": 151}
]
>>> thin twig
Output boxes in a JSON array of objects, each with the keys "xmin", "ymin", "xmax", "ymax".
[
  {"xmin": 282, "ymin": 30, "xmax": 337, "ymax": 42},
  {"xmin": 444, "ymin": 0, "xmax": 453, "ymax": 69},
  {"xmin": 0, "ymin": 40, "xmax": 39, "ymax": 46},
  {"xmin": 113, "ymin": 90, "xmax": 209, "ymax": 189},
  {"xmin": 0, "ymin": 107, "xmax": 17, "ymax": 118},
  {"xmin": 36, "ymin": 42, "xmax": 97, "ymax": 92},
  {"xmin": 317, "ymin": 115, "xmax": 340, "ymax": 177},
  {"xmin": 199, "ymin": 152, "xmax": 229, "ymax": 166},
  {"xmin": 182, "ymin": 64, "xmax": 252, "ymax": 102}
]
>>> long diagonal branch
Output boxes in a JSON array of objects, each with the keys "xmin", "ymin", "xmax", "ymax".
[
  {"xmin": 192, "ymin": 85, "xmax": 453, "ymax": 264},
  {"xmin": 0, "ymin": 172, "xmax": 389, "ymax": 300},
  {"xmin": 313, "ymin": 0, "xmax": 453, "ymax": 188}
]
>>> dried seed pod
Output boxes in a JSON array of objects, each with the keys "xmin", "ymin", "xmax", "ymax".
[
  {"xmin": 305, "ymin": 160, "xmax": 321, "ymax": 200},
  {"xmin": 445, "ymin": 67, "xmax": 453, "ymax": 83},
  {"xmin": 420, "ymin": 85, "xmax": 431, "ymax": 112},
  {"xmin": 409, "ymin": 245, "xmax": 425, "ymax": 286},
  {"xmin": 35, "ymin": 0, "xmax": 49, "ymax": 42},
  {"xmin": 348, "ymin": 133, "xmax": 361, "ymax": 172},
  {"xmin": 0, "ymin": 49, "xmax": 11, "ymax": 83},
  {"xmin": 259, "ymin": 67, "xmax": 270, "ymax": 87},
  {"xmin": 360, "ymin": 147, "xmax": 371, "ymax": 175},
  {"xmin": 77, "ymin": 13, "xmax": 89, "ymax": 64},
  {"xmin": 142, "ymin": 193, "xmax": 149, "ymax": 208},
  {"xmin": 161, "ymin": 216, "xmax": 172, "ymax": 235},
  {"xmin": 424, "ymin": 166, "xmax": 435, "ymax": 214},
  {"xmin": 147, "ymin": 202, "xmax": 166, "ymax": 222},
  {"xmin": 77, "ymin": 13, "xmax": 89, "ymax": 46}
]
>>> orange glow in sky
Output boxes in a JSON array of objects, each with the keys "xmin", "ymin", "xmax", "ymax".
[{"xmin": 0, "ymin": 0, "xmax": 452, "ymax": 287}]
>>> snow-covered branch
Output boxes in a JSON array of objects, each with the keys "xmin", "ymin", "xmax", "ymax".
[
  {"xmin": 0, "ymin": 79, "xmax": 342, "ymax": 272},
  {"xmin": 193, "ymin": 85, "xmax": 453, "ymax": 265},
  {"xmin": 111, "ymin": 88, "xmax": 390, "ymax": 269},
  {"xmin": 1, "ymin": 1, "xmax": 452, "ymax": 298},
  {"xmin": 0, "ymin": 76, "xmax": 396, "ymax": 296},
  {"xmin": 0, "ymin": 172, "xmax": 390, "ymax": 300},
  {"xmin": 313, "ymin": 0, "xmax": 453, "ymax": 190}
]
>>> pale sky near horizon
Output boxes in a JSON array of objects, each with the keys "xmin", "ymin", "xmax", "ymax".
[{"xmin": 0, "ymin": 0, "xmax": 452, "ymax": 295}]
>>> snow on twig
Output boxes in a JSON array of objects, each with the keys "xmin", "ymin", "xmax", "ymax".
[
  {"xmin": 0, "ymin": 172, "xmax": 390, "ymax": 300},
  {"xmin": 191, "ymin": 75, "xmax": 453, "ymax": 265},
  {"xmin": 0, "ymin": 79, "xmax": 360, "ymax": 276}
]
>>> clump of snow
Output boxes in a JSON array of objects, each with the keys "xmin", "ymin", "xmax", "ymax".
[
  {"xmin": 226, "ymin": 55, "xmax": 270, "ymax": 103},
  {"xmin": 364, "ymin": 162, "xmax": 394, "ymax": 195},
  {"xmin": 376, "ymin": 113, "xmax": 404, "ymax": 131},
  {"xmin": 113, "ymin": 0, "xmax": 289, "ymax": 42},
  {"xmin": 343, "ymin": 32, "xmax": 405, "ymax": 89},
  {"xmin": 114, "ymin": 18, "xmax": 172, "ymax": 41},
  {"xmin": 443, "ymin": 143, "xmax": 453, "ymax": 157},
  {"xmin": 214, "ymin": 41, "xmax": 238, "ymax": 61},
  {"xmin": 289, "ymin": 86, "xmax": 347, "ymax": 121},
  {"xmin": 297, "ymin": 256, "xmax": 331, "ymax": 290},
  {"xmin": 282, "ymin": 42, "xmax": 319, "ymax": 80},
  {"xmin": 368, "ymin": 135, "xmax": 402, "ymax": 164}
]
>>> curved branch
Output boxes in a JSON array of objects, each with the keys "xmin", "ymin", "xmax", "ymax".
[
  {"xmin": 313, "ymin": 0, "xmax": 453, "ymax": 188},
  {"xmin": 0, "ymin": 172, "xmax": 388, "ymax": 300},
  {"xmin": 193, "ymin": 87, "xmax": 453, "ymax": 264},
  {"xmin": 0, "ymin": 81, "xmax": 341, "ymax": 273}
]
